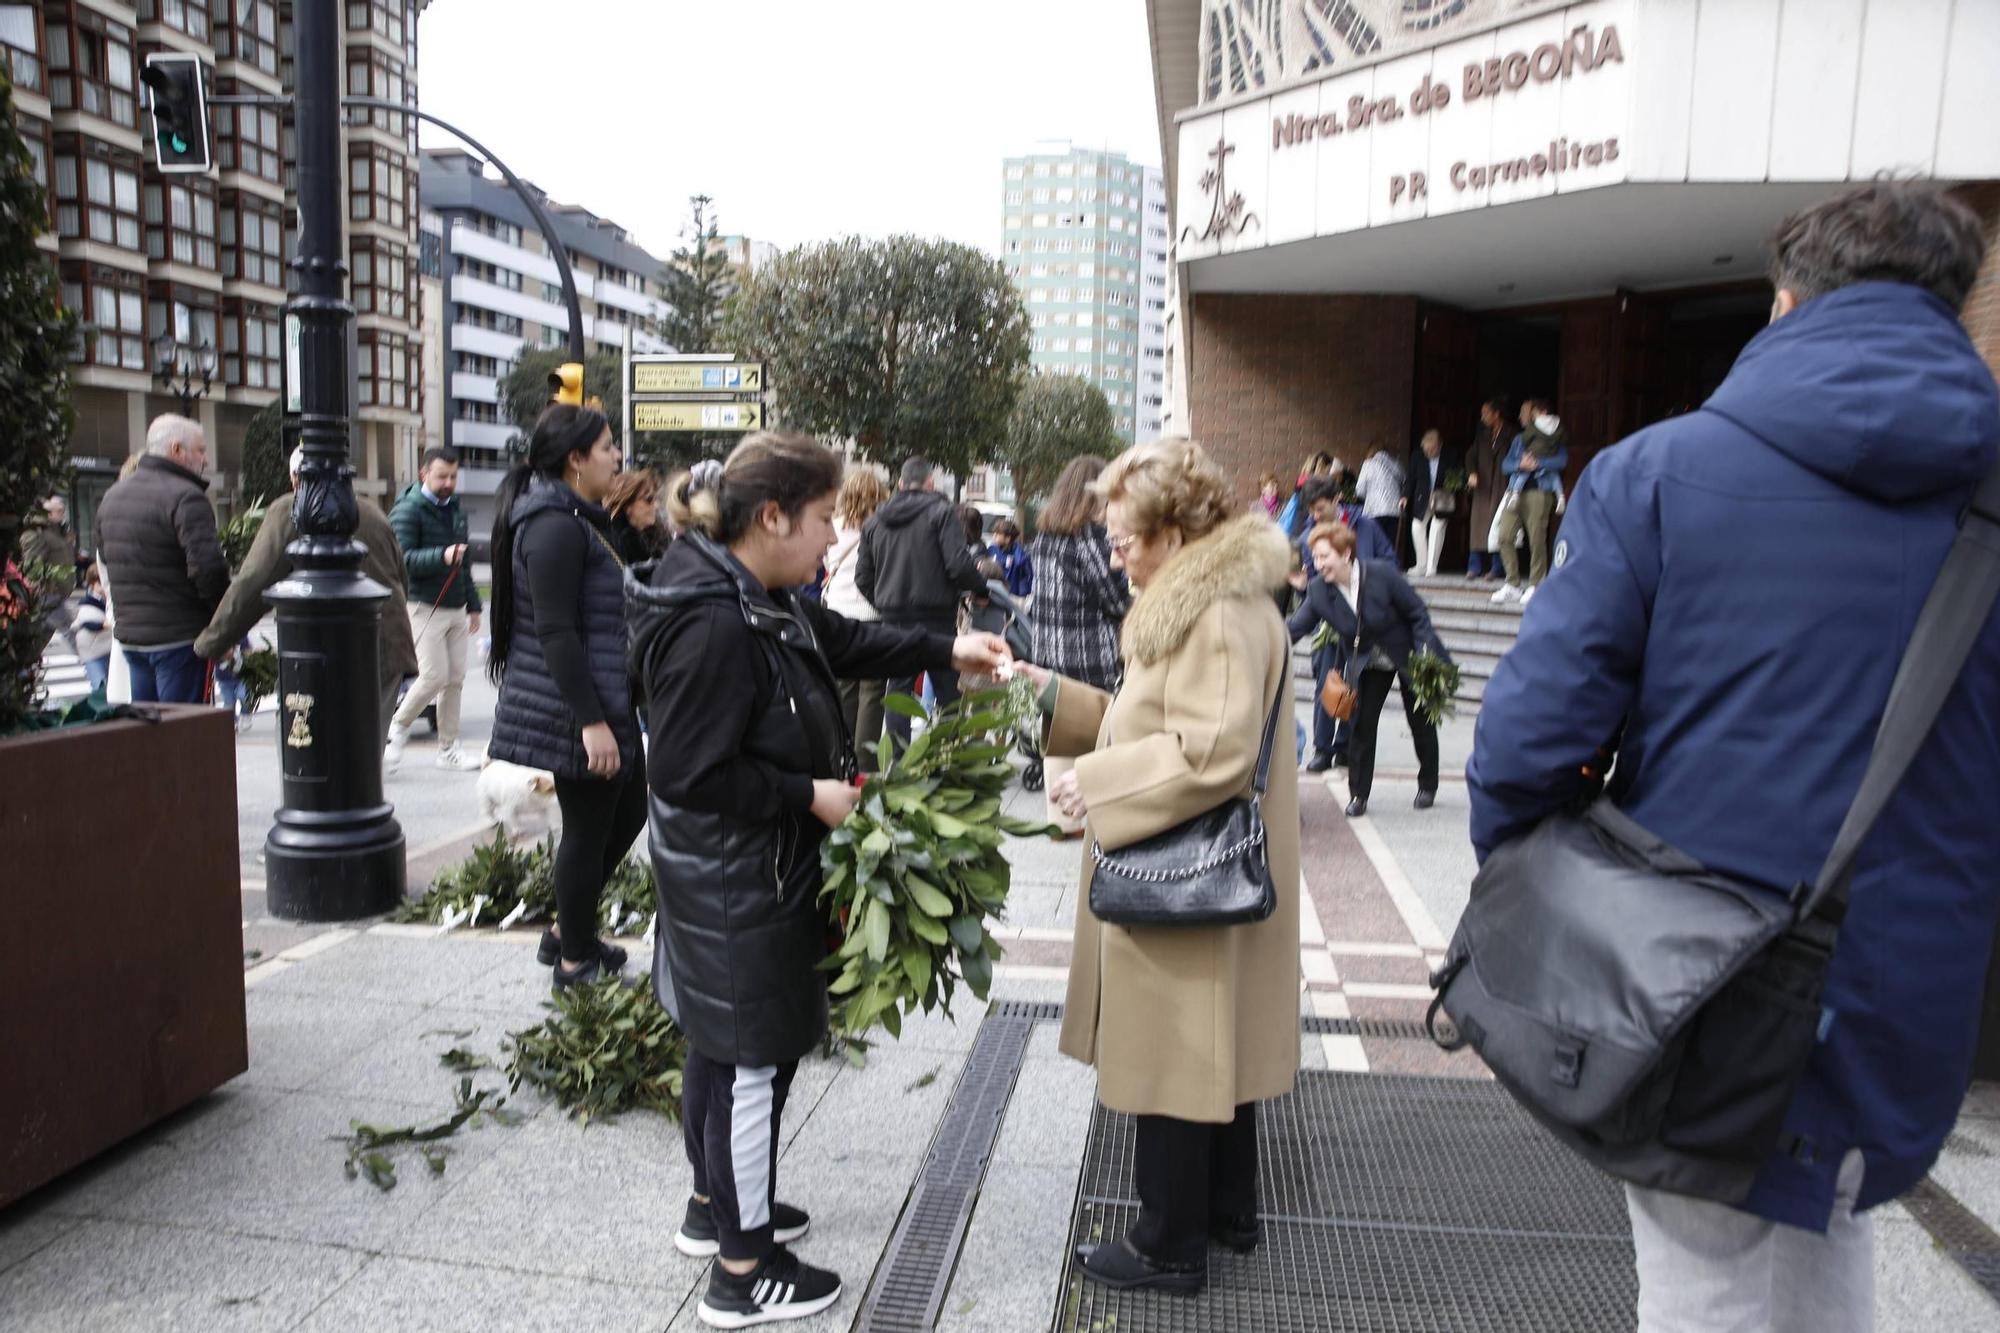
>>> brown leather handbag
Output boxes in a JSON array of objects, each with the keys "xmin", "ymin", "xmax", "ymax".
[{"xmin": 1319, "ymin": 586, "xmax": 1361, "ymax": 721}]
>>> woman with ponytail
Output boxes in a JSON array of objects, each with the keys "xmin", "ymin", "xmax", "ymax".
[
  {"xmin": 629, "ymin": 433, "xmax": 1010, "ymax": 1328},
  {"xmin": 487, "ymin": 403, "xmax": 644, "ymax": 989}
]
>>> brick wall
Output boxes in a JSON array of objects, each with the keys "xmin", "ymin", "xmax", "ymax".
[
  {"xmin": 1186, "ymin": 293, "xmax": 1417, "ymax": 496},
  {"xmin": 1956, "ymin": 184, "xmax": 2000, "ymax": 377}
]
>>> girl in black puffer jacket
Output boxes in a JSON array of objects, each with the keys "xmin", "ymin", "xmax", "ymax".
[
  {"xmin": 487, "ymin": 405, "xmax": 643, "ymax": 989},
  {"xmin": 629, "ymin": 433, "xmax": 1008, "ymax": 1328}
]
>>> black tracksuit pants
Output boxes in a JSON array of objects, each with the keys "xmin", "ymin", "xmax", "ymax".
[
  {"xmin": 551, "ymin": 767, "xmax": 648, "ymax": 965},
  {"xmin": 1129, "ymin": 1103, "xmax": 1260, "ymax": 1266},
  {"xmin": 684, "ymin": 1049, "xmax": 800, "ymax": 1262},
  {"xmin": 1347, "ymin": 667, "xmax": 1441, "ymax": 804}
]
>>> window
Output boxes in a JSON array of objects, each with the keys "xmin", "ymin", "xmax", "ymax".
[
  {"xmin": 345, "ymin": 47, "xmax": 413, "ymax": 136},
  {"xmin": 46, "ymin": 8, "xmax": 137, "ymax": 128},
  {"xmin": 455, "ymin": 352, "xmax": 501, "ymax": 377},
  {"xmin": 0, "ymin": 5, "xmax": 43, "ymax": 93},
  {"xmin": 147, "ymin": 286, "xmax": 219, "ymax": 371},
  {"xmin": 457, "ymin": 256, "xmax": 520, "ymax": 292},
  {"xmin": 17, "ymin": 113, "xmax": 51, "ymax": 228},
  {"xmin": 1004, "ymin": 191, "xmax": 1023, "ymax": 206},
  {"xmin": 460, "ymin": 307, "xmax": 522, "ymax": 336},
  {"xmin": 358, "ymin": 329, "xmax": 411, "ymax": 409},
  {"xmin": 60, "ymin": 261, "xmax": 145, "ymax": 370},
  {"xmin": 137, "ymin": 0, "xmax": 210, "ymax": 41},
  {"xmin": 461, "ymin": 214, "xmax": 520, "ymax": 247},
  {"xmin": 1004, "ymin": 165, "xmax": 1023, "ymax": 180},
  {"xmin": 220, "ymin": 297, "xmax": 280, "ymax": 389},
  {"xmin": 212, "ymin": 80, "xmax": 281, "ymax": 181},
  {"xmin": 1032, "ymin": 163, "xmax": 1049, "ymax": 177},
  {"xmin": 455, "ymin": 399, "xmax": 499, "ymax": 424},
  {"xmin": 220, "ymin": 190, "xmax": 283, "ymax": 287},
  {"xmin": 214, "ymin": 0, "xmax": 277, "ymax": 75},
  {"xmin": 144, "ymin": 176, "xmax": 218, "ymax": 269},
  {"xmin": 347, "ymin": 145, "xmax": 409, "ymax": 228},
  {"xmin": 52, "ymin": 133, "xmax": 141, "ymax": 252},
  {"xmin": 345, "ymin": 0, "xmax": 406, "ymax": 45},
  {"xmin": 352, "ymin": 238, "xmax": 412, "ymax": 319}
]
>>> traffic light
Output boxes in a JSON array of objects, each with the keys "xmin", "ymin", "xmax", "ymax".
[
  {"xmin": 549, "ymin": 362, "xmax": 585, "ymax": 406},
  {"xmin": 140, "ymin": 52, "xmax": 211, "ymax": 174}
]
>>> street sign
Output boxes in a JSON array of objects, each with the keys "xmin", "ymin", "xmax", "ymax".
[
  {"xmin": 632, "ymin": 361, "xmax": 764, "ymax": 395},
  {"xmin": 633, "ymin": 401, "xmax": 763, "ymax": 432}
]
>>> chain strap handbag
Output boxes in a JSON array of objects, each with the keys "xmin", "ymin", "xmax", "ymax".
[{"xmin": 1087, "ymin": 677, "xmax": 1287, "ymax": 928}]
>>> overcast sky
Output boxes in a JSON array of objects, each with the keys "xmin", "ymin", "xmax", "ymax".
[{"xmin": 416, "ymin": 0, "xmax": 1162, "ymax": 264}]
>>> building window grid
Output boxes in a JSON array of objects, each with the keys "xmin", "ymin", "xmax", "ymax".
[
  {"xmin": 1, "ymin": 3, "xmax": 45, "ymax": 93},
  {"xmin": 143, "ymin": 175, "xmax": 218, "ymax": 269},
  {"xmin": 219, "ymin": 191, "xmax": 283, "ymax": 286},
  {"xmin": 45, "ymin": 8, "xmax": 138, "ymax": 129},
  {"xmin": 52, "ymin": 133, "xmax": 142, "ymax": 251},
  {"xmin": 61, "ymin": 260, "xmax": 146, "ymax": 370},
  {"xmin": 18, "ymin": 113, "xmax": 53, "ymax": 229},
  {"xmin": 358, "ymin": 328, "xmax": 411, "ymax": 409},
  {"xmin": 136, "ymin": 0, "xmax": 210, "ymax": 42},
  {"xmin": 352, "ymin": 237, "xmax": 413, "ymax": 319},
  {"xmin": 347, "ymin": 144, "xmax": 410, "ymax": 229},
  {"xmin": 345, "ymin": 0, "xmax": 406, "ymax": 45},
  {"xmin": 344, "ymin": 45, "xmax": 415, "ymax": 138},
  {"xmin": 213, "ymin": 0, "xmax": 278, "ymax": 76},
  {"xmin": 212, "ymin": 82, "xmax": 281, "ymax": 182},
  {"xmin": 220, "ymin": 297, "xmax": 279, "ymax": 389}
]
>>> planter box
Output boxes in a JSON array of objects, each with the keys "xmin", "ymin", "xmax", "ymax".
[{"xmin": 0, "ymin": 705, "xmax": 247, "ymax": 1207}]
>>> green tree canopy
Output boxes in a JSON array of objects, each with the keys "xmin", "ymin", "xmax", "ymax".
[
  {"xmin": 238, "ymin": 399, "xmax": 289, "ymax": 504},
  {"xmin": 656, "ymin": 195, "xmax": 730, "ymax": 355},
  {"xmin": 722, "ymin": 236, "xmax": 1030, "ymax": 486},
  {"xmin": 997, "ymin": 374, "xmax": 1121, "ymax": 515},
  {"xmin": 496, "ymin": 347, "xmax": 625, "ymax": 446}
]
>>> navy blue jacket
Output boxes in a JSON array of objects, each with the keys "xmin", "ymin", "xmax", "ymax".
[
  {"xmin": 1468, "ymin": 283, "xmax": 2000, "ymax": 1230},
  {"xmin": 1287, "ymin": 559, "xmax": 1450, "ymax": 675},
  {"xmin": 1297, "ymin": 513, "xmax": 1393, "ymax": 571}
]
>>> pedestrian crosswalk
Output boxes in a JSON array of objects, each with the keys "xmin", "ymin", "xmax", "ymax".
[{"xmin": 40, "ymin": 649, "xmax": 92, "ymax": 706}]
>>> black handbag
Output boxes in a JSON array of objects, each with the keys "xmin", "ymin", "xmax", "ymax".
[
  {"xmin": 1087, "ymin": 680, "xmax": 1286, "ymax": 928},
  {"xmin": 1428, "ymin": 460, "xmax": 2000, "ymax": 1203}
]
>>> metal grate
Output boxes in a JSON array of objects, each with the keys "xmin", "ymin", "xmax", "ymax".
[
  {"xmin": 1903, "ymin": 1176, "xmax": 2000, "ymax": 1302},
  {"xmin": 988, "ymin": 999, "xmax": 1065, "ymax": 1023},
  {"xmin": 855, "ymin": 1011, "xmax": 1040, "ymax": 1332},
  {"xmin": 1059, "ymin": 1071, "xmax": 1639, "ymax": 1331},
  {"xmin": 1302, "ymin": 1014, "xmax": 1433, "ymax": 1041}
]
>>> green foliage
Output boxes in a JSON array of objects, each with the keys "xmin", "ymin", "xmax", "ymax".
[
  {"xmin": 0, "ymin": 71, "xmax": 79, "ymax": 732},
  {"xmin": 238, "ymin": 400, "xmax": 289, "ymax": 506},
  {"xmin": 496, "ymin": 348, "xmax": 626, "ymax": 447},
  {"xmin": 656, "ymin": 195, "xmax": 731, "ymax": 355},
  {"xmin": 395, "ymin": 827, "xmax": 554, "ymax": 928},
  {"xmin": 819, "ymin": 679, "xmax": 1057, "ymax": 1040},
  {"xmin": 237, "ymin": 638, "xmax": 279, "ymax": 715},
  {"xmin": 218, "ymin": 498, "xmax": 267, "ymax": 574},
  {"xmin": 1407, "ymin": 648, "xmax": 1462, "ymax": 727},
  {"xmin": 999, "ymin": 375, "xmax": 1121, "ymax": 515},
  {"xmin": 342, "ymin": 1076, "xmax": 519, "ymax": 1191},
  {"xmin": 599, "ymin": 854, "xmax": 655, "ymax": 936},
  {"xmin": 723, "ymin": 236, "xmax": 1031, "ymax": 484},
  {"xmin": 0, "ymin": 558, "xmax": 65, "ymax": 733},
  {"xmin": 506, "ymin": 977, "xmax": 688, "ymax": 1124},
  {"xmin": 1440, "ymin": 467, "xmax": 1469, "ymax": 495}
]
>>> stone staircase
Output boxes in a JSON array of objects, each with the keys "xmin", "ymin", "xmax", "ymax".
[{"xmin": 1290, "ymin": 574, "xmax": 1524, "ymax": 714}]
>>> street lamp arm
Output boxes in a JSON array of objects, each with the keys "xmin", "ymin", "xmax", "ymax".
[{"xmin": 339, "ymin": 97, "xmax": 587, "ymax": 362}]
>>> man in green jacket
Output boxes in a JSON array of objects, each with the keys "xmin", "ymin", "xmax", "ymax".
[
  {"xmin": 195, "ymin": 448, "xmax": 418, "ymax": 729},
  {"xmin": 385, "ymin": 447, "xmax": 483, "ymax": 771}
]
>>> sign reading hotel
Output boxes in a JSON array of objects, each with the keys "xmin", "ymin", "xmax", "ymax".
[{"xmin": 1174, "ymin": 1, "xmax": 1640, "ymax": 255}]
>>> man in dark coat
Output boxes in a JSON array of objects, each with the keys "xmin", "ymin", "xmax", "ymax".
[
  {"xmin": 1468, "ymin": 182, "xmax": 2000, "ymax": 1330},
  {"xmin": 195, "ymin": 446, "xmax": 417, "ymax": 729},
  {"xmin": 1464, "ymin": 399, "xmax": 1510, "ymax": 578},
  {"xmin": 385, "ymin": 448, "xmax": 483, "ymax": 770},
  {"xmin": 854, "ymin": 457, "xmax": 987, "ymax": 741},
  {"xmin": 95, "ymin": 414, "xmax": 229, "ymax": 703}
]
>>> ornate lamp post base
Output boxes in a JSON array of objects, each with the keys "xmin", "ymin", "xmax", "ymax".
[{"xmin": 263, "ymin": 538, "xmax": 404, "ymax": 920}]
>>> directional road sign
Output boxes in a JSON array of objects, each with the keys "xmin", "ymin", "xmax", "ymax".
[
  {"xmin": 632, "ymin": 361, "xmax": 765, "ymax": 395},
  {"xmin": 633, "ymin": 400, "xmax": 763, "ymax": 432}
]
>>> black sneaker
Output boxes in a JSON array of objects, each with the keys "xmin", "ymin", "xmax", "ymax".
[
  {"xmin": 697, "ymin": 1245, "xmax": 841, "ymax": 1328},
  {"xmin": 542, "ymin": 934, "xmax": 626, "ymax": 973},
  {"xmin": 1304, "ymin": 751, "xmax": 1333, "ymax": 773},
  {"xmin": 552, "ymin": 955, "xmax": 604, "ymax": 992},
  {"xmin": 676, "ymin": 1196, "xmax": 810, "ymax": 1257}
]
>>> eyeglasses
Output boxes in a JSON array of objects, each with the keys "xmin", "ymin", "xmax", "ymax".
[{"xmin": 1108, "ymin": 533, "xmax": 1141, "ymax": 556}]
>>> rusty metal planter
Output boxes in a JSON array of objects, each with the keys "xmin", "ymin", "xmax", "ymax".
[{"xmin": 0, "ymin": 705, "xmax": 247, "ymax": 1207}]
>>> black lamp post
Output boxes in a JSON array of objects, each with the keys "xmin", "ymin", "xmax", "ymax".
[
  {"xmin": 261, "ymin": 0, "xmax": 404, "ymax": 920},
  {"xmin": 151, "ymin": 333, "xmax": 216, "ymax": 416}
]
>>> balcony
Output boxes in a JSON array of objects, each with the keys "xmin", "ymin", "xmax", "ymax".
[
  {"xmin": 450, "ymin": 418, "xmax": 514, "ymax": 452},
  {"xmin": 450, "ymin": 370, "xmax": 498, "ymax": 404},
  {"xmin": 449, "ymin": 323, "xmax": 524, "ymax": 360}
]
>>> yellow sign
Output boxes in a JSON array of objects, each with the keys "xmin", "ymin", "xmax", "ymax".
[
  {"xmin": 633, "ymin": 401, "xmax": 763, "ymax": 432},
  {"xmin": 632, "ymin": 361, "xmax": 764, "ymax": 394}
]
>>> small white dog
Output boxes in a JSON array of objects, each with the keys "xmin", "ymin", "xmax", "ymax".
[{"xmin": 477, "ymin": 759, "xmax": 561, "ymax": 840}]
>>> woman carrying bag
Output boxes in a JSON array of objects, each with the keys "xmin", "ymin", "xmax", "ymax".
[
  {"xmin": 487, "ymin": 404, "xmax": 644, "ymax": 989},
  {"xmin": 1295, "ymin": 521, "xmax": 1452, "ymax": 818},
  {"xmin": 629, "ymin": 433, "xmax": 1009, "ymax": 1328},
  {"xmin": 1016, "ymin": 437, "xmax": 1301, "ymax": 1295}
]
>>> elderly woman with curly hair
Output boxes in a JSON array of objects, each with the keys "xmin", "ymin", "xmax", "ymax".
[{"xmin": 1017, "ymin": 438, "xmax": 1301, "ymax": 1296}]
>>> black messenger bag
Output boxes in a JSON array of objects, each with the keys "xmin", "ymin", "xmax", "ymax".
[{"xmin": 1428, "ymin": 460, "xmax": 2000, "ymax": 1203}]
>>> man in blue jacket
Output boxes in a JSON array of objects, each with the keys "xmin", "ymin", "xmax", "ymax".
[{"xmin": 1468, "ymin": 182, "xmax": 2000, "ymax": 1330}]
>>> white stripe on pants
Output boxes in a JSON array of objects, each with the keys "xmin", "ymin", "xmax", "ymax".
[
  {"xmin": 392, "ymin": 605, "xmax": 468, "ymax": 746},
  {"xmin": 1625, "ymin": 1148, "xmax": 1874, "ymax": 1332}
]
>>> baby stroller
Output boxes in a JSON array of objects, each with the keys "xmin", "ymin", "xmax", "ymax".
[{"xmin": 968, "ymin": 579, "xmax": 1043, "ymax": 791}]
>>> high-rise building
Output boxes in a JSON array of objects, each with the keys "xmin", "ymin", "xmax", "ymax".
[
  {"xmin": 7, "ymin": 0, "xmax": 431, "ymax": 549},
  {"xmin": 999, "ymin": 143, "xmax": 1169, "ymax": 445},
  {"xmin": 418, "ymin": 147, "xmax": 671, "ymax": 535}
]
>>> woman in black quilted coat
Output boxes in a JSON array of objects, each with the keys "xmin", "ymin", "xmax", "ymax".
[{"xmin": 486, "ymin": 404, "xmax": 642, "ymax": 990}]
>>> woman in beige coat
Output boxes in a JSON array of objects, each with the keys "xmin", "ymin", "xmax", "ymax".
[{"xmin": 1020, "ymin": 438, "xmax": 1301, "ymax": 1295}]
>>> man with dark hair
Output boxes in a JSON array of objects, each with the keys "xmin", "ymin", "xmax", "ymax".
[
  {"xmin": 1469, "ymin": 181, "xmax": 2000, "ymax": 1330},
  {"xmin": 856, "ymin": 457, "xmax": 987, "ymax": 741},
  {"xmin": 1465, "ymin": 399, "xmax": 1511, "ymax": 579},
  {"xmin": 1491, "ymin": 396, "xmax": 1568, "ymax": 605},
  {"xmin": 386, "ymin": 445, "xmax": 483, "ymax": 771},
  {"xmin": 988, "ymin": 517, "xmax": 1033, "ymax": 598}
]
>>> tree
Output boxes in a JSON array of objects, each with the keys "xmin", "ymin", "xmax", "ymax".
[
  {"xmin": 656, "ymin": 195, "xmax": 730, "ymax": 354},
  {"xmin": 0, "ymin": 71, "xmax": 79, "ymax": 730},
  {"xmin": 723, "ymin": 236, "xmax": 1031, "ymax": 486},
  {"xmin": 496, "ymin": 347, "xmax": 626, "ymax": 446},
  {"xmin": 997, "ymin": 374, "xmax": 1122, "ymax": 518},
  {"xmin": 239, "ymin": 400, "xmax": 289, "ymax": 504}
]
